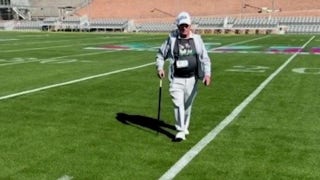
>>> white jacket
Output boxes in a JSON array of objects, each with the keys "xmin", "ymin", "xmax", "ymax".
[{"xmin": 156, "ymin": 30, "xmax": 211, "ymax": 81}]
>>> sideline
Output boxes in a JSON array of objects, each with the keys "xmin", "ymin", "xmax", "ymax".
[
  {"xmin": 158, "ymin": 36, "xmax": 315, "ymax": 180},
  {"xmin": 0, "ymin": 62, "xmax": 154, "ymax": 101}
]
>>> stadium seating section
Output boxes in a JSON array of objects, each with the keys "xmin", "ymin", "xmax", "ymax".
[{"xmin": 0, "ymin": 0, "xmax": 319, "ymax": 34}]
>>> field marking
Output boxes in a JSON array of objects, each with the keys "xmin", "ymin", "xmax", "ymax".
[
  {"xmin": 0, "ymin": 51, "xmax": 114, "ymax": 67},
  {"xmin": 0, "ymin": 40, "xmax": 102, "ymax": 53},
  {"xmin": 0, "ymin": 38, "xmax": 18, "ymax": 41},
  {"xmin": 211, "ymin": 35, "xmax": 270, "ymax": 50},
  {"xmin": 57, "ymin": 175, "xmax": 73, "ymax": 180},
  {"xmin": 0, "ymin": 44, "xmax": 80, "ymax": 53},
  {"xmin": 0, "ymin": 62, "xmax": 154, "ymax": 101},
  {"xmin": 0, "ymin": 42, "xmax": 118, "ymax": 53},
  {"xmin": 0, "ymin": 36, "xmax": 162, "ymax": 53},
  {"xmin": 0, "ymin": 36, "xmax": 267, "ymax": 68},
  {"xmin": 159, "ymin": 36, "xmax": 315, "ymax": 180}
]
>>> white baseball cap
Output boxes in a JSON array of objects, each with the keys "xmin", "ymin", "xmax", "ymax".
[{"xmin": 176, "ymin": 11, "xmax": 191, "ymax": 25}]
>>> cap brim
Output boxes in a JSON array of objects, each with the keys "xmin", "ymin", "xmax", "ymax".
[{"xmin": 178, "ymin": 20, "xmax": 191, "ymax": 25}]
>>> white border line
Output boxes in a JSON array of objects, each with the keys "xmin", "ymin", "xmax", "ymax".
[
  {"xmin": 0, "ymin": 62, "xmax": 154, "ymax": 101},
  {"xmin": 159, "ymin": 36, "xmax": 315, "ymax": 180}
]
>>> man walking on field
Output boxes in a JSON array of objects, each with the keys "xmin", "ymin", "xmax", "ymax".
[{"xmin": 155, "ymin": 11, "xmax": 212, "ymax": 141}]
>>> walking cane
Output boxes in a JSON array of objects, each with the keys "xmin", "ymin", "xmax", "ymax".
[{"xmin": 157, "ymin": 79, "xmax": 162, "ymax": 134}]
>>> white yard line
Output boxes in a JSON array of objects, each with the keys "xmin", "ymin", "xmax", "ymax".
[
  {"xmin": 0, "ymin": 62, "xmax": 154, "ymax": 101},
  {"xmin": 212, "ymin": 35, "xmax": 270, "ymax": 50},
  {"xmin": 159, "ymin": 36, "xmax": 315, "ymax": 180}
]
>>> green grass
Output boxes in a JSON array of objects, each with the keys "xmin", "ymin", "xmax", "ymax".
[{"xmin": 0, "ymin": 31, "xmax": 319, "ymax": 179}]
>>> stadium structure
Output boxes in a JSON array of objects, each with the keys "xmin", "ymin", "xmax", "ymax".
[{"xmin": 0, "ymin": 0, "xmax": 319, "ymax": 34}]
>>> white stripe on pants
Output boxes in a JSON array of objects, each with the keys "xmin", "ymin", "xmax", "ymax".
[{"xmin": 169, "ymin": 77, "xmax": 198, "ymax": 132}]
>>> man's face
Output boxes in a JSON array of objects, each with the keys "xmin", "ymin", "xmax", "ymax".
[{"xmin": 178, "ymin": 24, "xmax": 191, "ymax": 38}]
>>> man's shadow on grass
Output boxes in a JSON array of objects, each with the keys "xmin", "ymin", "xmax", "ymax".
[{"xmin": 116, "ymin": 112, "xmax": 176, "ymax": 140}]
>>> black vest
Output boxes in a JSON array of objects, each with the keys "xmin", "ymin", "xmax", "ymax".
[{"xmin": 173, "ymin": 38, "xmax": 198, "ymax": 78}]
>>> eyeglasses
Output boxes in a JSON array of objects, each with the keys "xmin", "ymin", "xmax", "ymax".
[{"xmin": 178, "ymin": 24, "xmax": 189, "ymax": 29}]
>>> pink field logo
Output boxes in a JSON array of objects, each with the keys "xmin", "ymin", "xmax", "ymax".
[
  {"xmin": 103, "ymin": 45, "xmax": 130, "ymax": 50},
  {"xmin": 85, "ymin": 44, "xmax": 320, "ymax": 55},
  {"xmin": 311, "ymin": 47, "xmax": 320, "ymax": 54},
  {"xmin": 268, "ymin": 46, "xmax": 302, "ymax": 54}
]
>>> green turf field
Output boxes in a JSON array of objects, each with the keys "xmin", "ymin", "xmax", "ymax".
[{"xmin": 0, "ymin": 31, "xmax": 319, "ymax": 180}]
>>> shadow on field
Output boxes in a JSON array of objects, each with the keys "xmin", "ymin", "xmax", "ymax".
[{"xmin": 116, "ymin": 112, "xmax": 176, "ymax": 139}]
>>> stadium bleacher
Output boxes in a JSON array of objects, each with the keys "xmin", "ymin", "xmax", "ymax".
[
  {"xmin": 138, "ymin": 22, "xmax": 176, "ymax": 33},
  {"xmin": 0, "ymin": 0, "xmax": 319, "ymax": 34},
  {"xmin": 232, "ymin": 17, "xmax": 278, "ymax": 29}
]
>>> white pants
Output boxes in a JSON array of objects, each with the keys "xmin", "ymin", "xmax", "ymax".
[{"xmin": 169, "ymin": 77, "xmax": 198, "ymax": 132}]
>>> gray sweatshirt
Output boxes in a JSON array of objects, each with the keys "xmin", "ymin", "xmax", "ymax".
[{"xmin": 156, "ymin": 30, "xmax": 211, "ymax": 81}]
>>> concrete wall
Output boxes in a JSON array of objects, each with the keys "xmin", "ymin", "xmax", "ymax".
[{"xmin": 77, "ymin": 0, "xmax": 320, "ymax": 19}]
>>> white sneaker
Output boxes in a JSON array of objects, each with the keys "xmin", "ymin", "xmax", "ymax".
[
  {"xmin": 175, "ymin": 131, "xmax": 186, "ymax": 141},
  {"xmin": 184, "ymin": 129, "xmax": 189, "ymax": 135}
]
